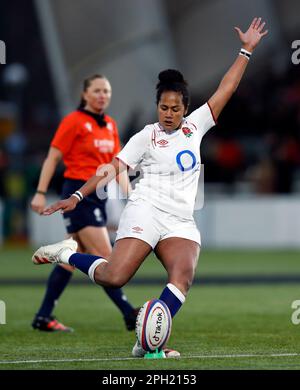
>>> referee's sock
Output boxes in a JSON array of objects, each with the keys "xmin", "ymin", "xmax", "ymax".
[
  {"xmin": 103, "ymin": 287, "xmax": 134, "ymax": 317},
  {"xmin": 36, "ymin": 265, "xmax": 73, "ymax": 317},
  {"xmin": 159, "ymin": 283, "xmax": 186, "ymax": 317}
]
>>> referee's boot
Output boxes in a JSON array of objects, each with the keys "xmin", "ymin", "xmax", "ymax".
[
  {"xmin": 124, "ymin": 307, "xmax": 140, "ymax": 331},
  {"xmin": 32, "ymin": 315, "xmax": 74, "ymax": 332}
]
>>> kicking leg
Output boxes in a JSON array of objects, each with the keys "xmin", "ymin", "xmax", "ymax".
[{"xmin": 32, "ymin": 237, "xmax": 152, "ymax": 288}]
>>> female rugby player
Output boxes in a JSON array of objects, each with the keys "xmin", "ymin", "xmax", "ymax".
[{"xmin": 32, "ymin": 18, "xmax": 268, "ymax": 355}]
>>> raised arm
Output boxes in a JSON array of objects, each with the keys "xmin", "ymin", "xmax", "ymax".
[
  {"xmin": 208, "ymin": 17, "xmax": 268, "ymax": 120},
  {"xmin": 43, "ymin": 157, "xmax": 127, "ymax": 215}
]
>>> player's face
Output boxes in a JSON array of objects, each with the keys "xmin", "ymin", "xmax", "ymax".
[
  {"xmin": 158, "ymin": 91, "xmax": 187, "ymax": 131},
  {"xmin": 83, "ymin": 78, "xmax": 112, "ymax": 113}
]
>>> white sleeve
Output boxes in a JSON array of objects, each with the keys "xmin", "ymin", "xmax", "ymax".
[
  {"xmin": 116, "ymin": 126, "xmax": 151, "ymax": 169},
  {"xmin": 186, "ymin": 103, "xmax": 216, "ymax": 138}
]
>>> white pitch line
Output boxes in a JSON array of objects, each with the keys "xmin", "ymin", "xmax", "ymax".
[{"xmin": 0, "ymin": 353, "xmax": 300, "ymax": 365}]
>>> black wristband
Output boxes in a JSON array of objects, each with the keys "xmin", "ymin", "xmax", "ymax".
[
  {"xmin": 74, "ymin": 190, "xmax": 84, "ymax": 201},
  {"xmin": 36, "ymin": 190, "xmax": 47, "ymax": 195},
  {"xmin": 239, "ymin": 48, "xmax": 252, "ymax": 60}
]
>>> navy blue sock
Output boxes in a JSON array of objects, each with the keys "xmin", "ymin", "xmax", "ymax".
[
  {"xmin": 159, "ymin": 283, "xmax": 185, "ymax": 318},
  {"xmin": 37, "ymin": 265, "xmax": 73, "ymax": 317},
  {"xmin": 103, "ymin": 287, "xmax": 134, "ymax": 317},
  {"xmin": 68, "ymin": 253, "xmax": 102, "ymax": 275}
]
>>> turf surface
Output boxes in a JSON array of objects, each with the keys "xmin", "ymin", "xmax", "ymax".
[{"xmin": 1, "ymin": 248, "xmax": 300, "ymax": 370}]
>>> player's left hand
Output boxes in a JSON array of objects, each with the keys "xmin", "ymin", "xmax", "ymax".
[{"xmin": 234, "ymin": 17, "xmax": 268, "ymax": 52}]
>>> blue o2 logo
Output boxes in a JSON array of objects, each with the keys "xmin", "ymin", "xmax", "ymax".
[{"xmin": 176, "ymin": 150, "xmax": 197, "ymax": 172}]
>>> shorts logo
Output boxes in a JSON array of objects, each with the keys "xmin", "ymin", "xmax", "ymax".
[
  {"xmin": 94, "ymin": 208, "xmax": 103, "ymax": 222},
  {"xmin": 157, "ymin": 139, "xmax": 169, "ymax": 148},
  {"xmin": 132, "ymin": 226, "xmax": 143, "ymax": 234}
]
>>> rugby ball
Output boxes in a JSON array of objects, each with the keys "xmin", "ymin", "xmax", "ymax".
[{"xmin": 135, "ymin": 299, "xmax": 172, "ymax": 352}]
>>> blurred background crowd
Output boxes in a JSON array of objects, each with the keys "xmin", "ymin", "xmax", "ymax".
[{"xmin": 0, "ymin": 0, "xmax": 300, "ymax": 244}]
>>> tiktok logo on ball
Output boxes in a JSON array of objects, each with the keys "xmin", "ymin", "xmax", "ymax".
[
  {"xmin": 176, "ymin": 150, "xmax": 197, "ymax": 172},
  {"xmin": 291, "ymin": 40, "xmax": 300, "ymax": 65},
  {"xmin": 291, "ymin": 300, "xmax": 300, "ymax": 325}
]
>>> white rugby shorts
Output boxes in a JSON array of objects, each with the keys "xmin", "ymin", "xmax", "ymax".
[{"xmin": 116, "ymin": 198, "xmax": 201, "ymax": 248}]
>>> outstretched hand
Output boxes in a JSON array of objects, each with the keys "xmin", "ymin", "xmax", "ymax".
[
  {"xmin": 235, "ymin": 17, "xmax": 268, "ymax": 52},
  {"xmin": 42, "ymin": 196, "xmax": 79, "ymax": 215}
]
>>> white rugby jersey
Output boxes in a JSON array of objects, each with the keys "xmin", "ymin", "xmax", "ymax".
[{"xmin": 117, "ymin": 103, "xmax": 216, "ymax": 218}]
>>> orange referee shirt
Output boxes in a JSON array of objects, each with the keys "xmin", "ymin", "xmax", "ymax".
[{"xmin": 51, "ymin": 110, "xmax": 121, "ymax": 181}]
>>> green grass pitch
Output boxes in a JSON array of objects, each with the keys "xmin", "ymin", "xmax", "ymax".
[{"xmin": 1, "ymin": 247, "xmax": 300, "ymax": 370}]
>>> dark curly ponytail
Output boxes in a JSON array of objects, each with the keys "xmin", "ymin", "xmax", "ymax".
[{"xmin": 156, "ymin": 69, "xmax": 189, "ymax": 109}]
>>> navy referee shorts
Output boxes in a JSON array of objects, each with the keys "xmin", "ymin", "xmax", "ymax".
[{"xmin": 61, "ymin": 179, "xmax": 107, "ymax": 234}]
